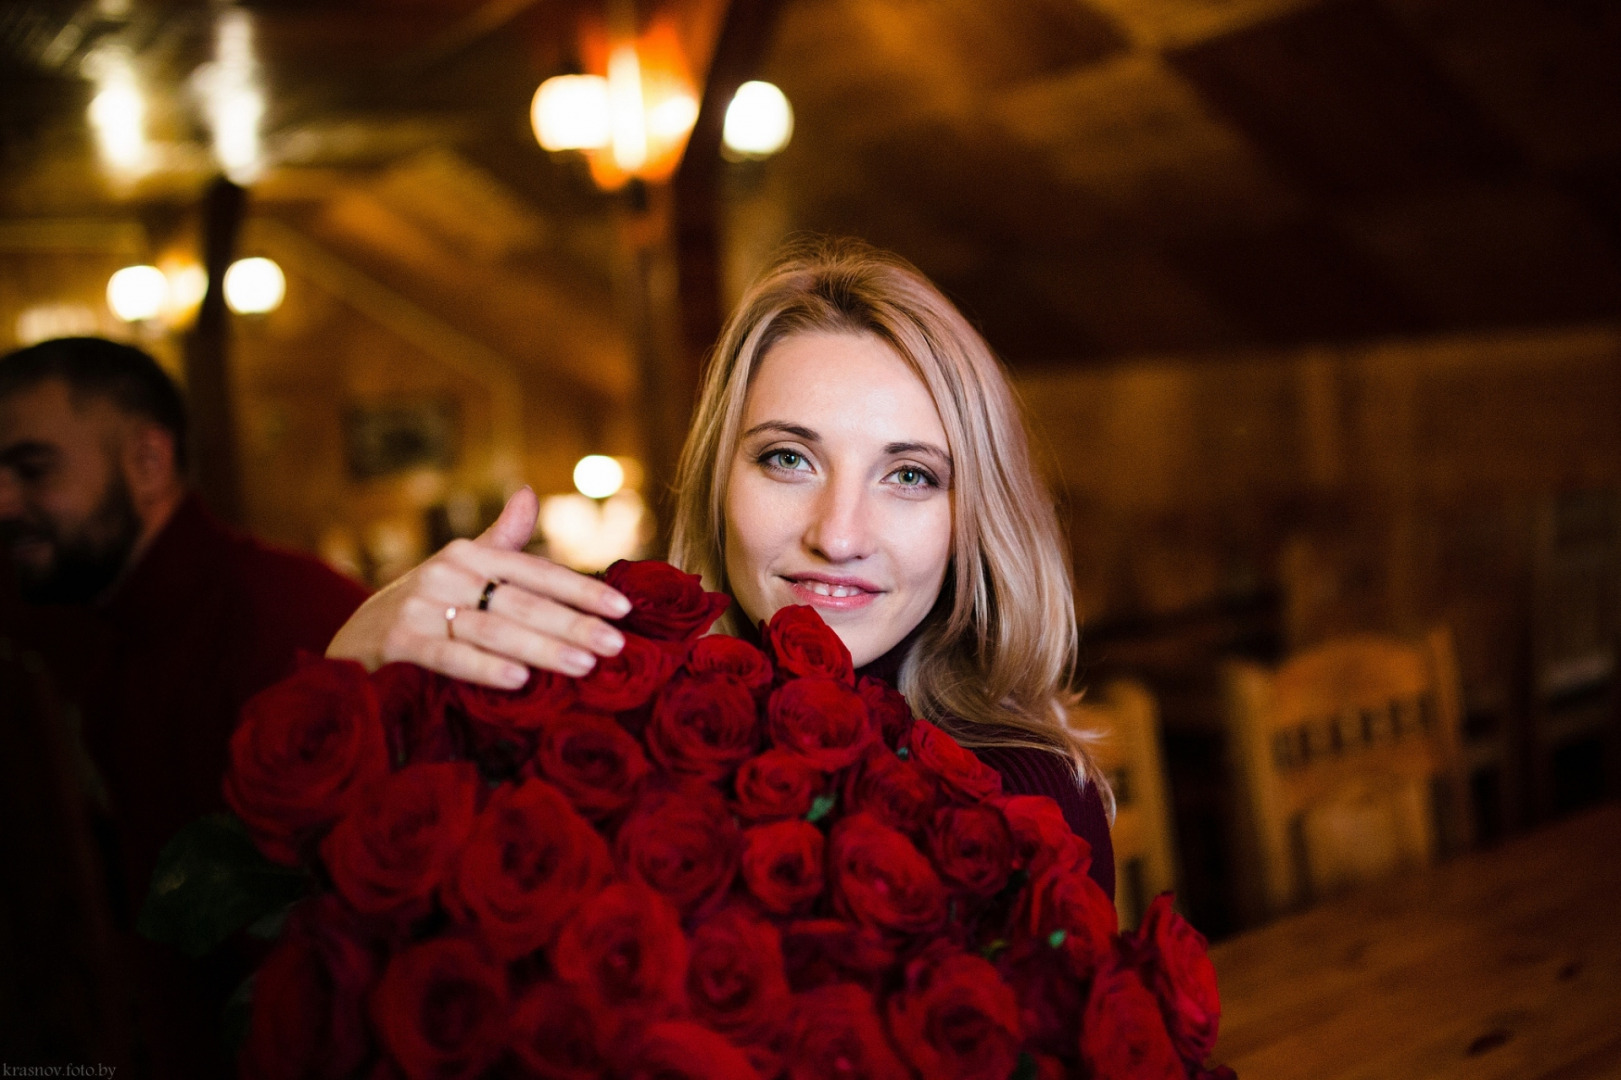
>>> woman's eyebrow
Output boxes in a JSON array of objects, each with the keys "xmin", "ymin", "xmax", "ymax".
[
  {"xmin": 884, "ymin": 440, "xmax": 952, "ymax": 464},
  {"xmin": 742, "ymin": 421, "xmax": 820, "ymax": 443}
]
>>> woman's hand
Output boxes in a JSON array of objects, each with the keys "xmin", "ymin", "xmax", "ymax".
[{"xmin": 326, "ymin": 487, "xmax": 631, "ymax": 689}]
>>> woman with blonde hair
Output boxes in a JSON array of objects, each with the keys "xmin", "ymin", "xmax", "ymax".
[{"xmin": 328, "ymin": 239, "xmax": 1114, "ymax": 895}]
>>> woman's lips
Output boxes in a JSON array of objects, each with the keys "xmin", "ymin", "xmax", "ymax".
[{"xmin": 784, "ymin": 576, "xmax": 880, "ymax": 611}]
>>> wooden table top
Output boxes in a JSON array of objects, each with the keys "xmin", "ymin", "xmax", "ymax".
[{"xmin": 1209, "ymin": 802, "xmax": 1621, "ymax": 1080}]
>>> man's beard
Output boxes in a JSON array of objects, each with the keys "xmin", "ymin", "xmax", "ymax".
[{"xmin": 3, "ymin": 474, "xmax": 142, "ymax": 604}]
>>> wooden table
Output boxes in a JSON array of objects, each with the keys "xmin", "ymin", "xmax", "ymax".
[{"xmin": 1210, "ymin": 803, "xmax": 1621, "ymax": 1080}]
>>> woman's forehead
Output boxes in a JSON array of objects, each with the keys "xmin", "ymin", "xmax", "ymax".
[{"xmin": 742, "ymin": 330, "xmax": 946, "ymax": 432}]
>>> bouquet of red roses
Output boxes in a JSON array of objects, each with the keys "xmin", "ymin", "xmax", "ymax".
[{"xmin": 158, "ymin": 561, "xmax": 1227, "ymax": 1080}]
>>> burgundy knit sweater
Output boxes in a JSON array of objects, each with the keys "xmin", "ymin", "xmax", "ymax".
[{"xmin": 856, "ymin": 642, "xmax": 1116, "ymax": 901}]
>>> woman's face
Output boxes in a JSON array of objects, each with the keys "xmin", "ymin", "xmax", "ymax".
[{"xmin": 723, "ymin": 330, "xmax": 954, "ymax": 668}]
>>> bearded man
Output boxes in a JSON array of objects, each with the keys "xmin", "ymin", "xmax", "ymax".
[{"xmin": 0, "ymin": 337, "xmax": 368, "ymax": 1075}]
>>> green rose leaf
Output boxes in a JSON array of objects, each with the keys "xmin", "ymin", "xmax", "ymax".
[
  {"xmin": 137, "ymin": 813, "xmax": 310, "ymax": 958},
  {"xmin": 1009, "ymin": 1052, "xmax": 1038, "ymax": 1080},
  {"xmin": 806, "ymin": 793, "xmax": 837, "ymax": 824}
]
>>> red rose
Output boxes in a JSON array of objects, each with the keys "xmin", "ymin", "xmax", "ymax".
[
  {"xmin": 1130, "ymin": 892, "xmax": 1221, "ymax": 1066},
  {"xmin": 646, "ymin": 674, "xmax": 761, "ymax": 781},
  {"xmin": 740, "ymin": 820, "xmax": 825, "ymax": 915},
  {"xmin": 995, "ymin": 794, "xmax": 1090, "ymax": 879},
  {"xmin": 1078, "ymin": 958, "xmax": 1185, "ymax": 1080},
  {"xmin": 1025, "ymin": 861, "xmax": 1118, "ymax": 979},
  {"xmin": 605, "ymin": 560, "xmax": 731, "ymax": 642},
  {"xmin": 369, "ymin": 937, "xmax": 508, "ymax": 1080},
  {"xmin": 618, "ymin": 1022, "xmax": 760, "ymax": 1080},
  {"xmin": 444, "ymin": 777, "xmax": 611, "ymax": 958},
  {"xmin": 576, "ymin": 632, "xmax": 680, "ymax": 712},
  {"xmin": 686, "ymin": 905, "xmax": 791, "ymax": 1042},
  {"xmin": 886, "ymin": 945, "xmax": 1022, "ymax": 1080},
  {"xmin": 762, "ymin": 605, "xmax": 855, "ymax": 685},
  {"xmin": 239, "ymin": 896, "xmax": 376, "ymax": 1080},
  {"xmin": 996, "ymin": 940, "xmax": 1086, "ymax": 1060},
  {"xmin": 615, "ymin": 784, "xmax": 742, "ymax": 916},
  {"xmin": 321, "ymin": 761, "xmax": 480, "ymax": 923},
  {"xmin": 509, "ymin": 981, "xmax": 606, "ymax": 1080},
  {"xmin": 767, "ymin": 678, "xmax": 876, "ymax": 771},
  {"xmin": 843, "ymin": 749, "xmax": 940, "ymax": 836},
  {"xmin": 686, "ymin": 635, "xmax": 775, "ymax": 697},
  {"xmin": 453, "ymin": 666, "xmax": 577, "ymax": 730},
  {"xmin": 225, "ymin": 659, "xmax": 390, "ymax": 865},
  {"xmin": 533, "ymin": 710, "xmax": 650, "ymax": 820},
  {"xmin": 786, "ymin": 983, "xmax": 911, "ymax": 1080},
  {"xmin": 781, "ymin": 920, "xmax": 897, "ymax": 992},
  {"xmin": 553, "ymin": 881, "xmax": 689, "ymax": 1032},
  {"xmin": 828, "ymin": 812, "xmax": 947, "ymax": 935},
  {"xmin": 927, "ymin": 802, "xmax": 1014, "ymax": 900},
  {"xmin": 373, "ymin": 662, "xmax": 452, "ymax": 766},
  {"xmin": 907, "ymin": 719, "xmax": 1002, "ymax": 803},
  {"xmin": 733, "ymin": 749, "xmax": 825, "ymax": 822},
  {"xmin": 856, "ymin": 675, "xmax": 913, "ymax": 748}
]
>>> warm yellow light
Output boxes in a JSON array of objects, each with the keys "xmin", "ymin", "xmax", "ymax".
[
  {"xmin": 647, "ymin": 93, "xmax": 698, "ymax": 140},
  {"xmin": 223, "ymin": 257, "xmax": 285, "ymax": 315},
  {"xmin": 607, "ymin": 44, "xmax": 648, "ymax": 173},
  {"xmin": 86, "ymin": 48, "xmax": 149, "ymax": 175},
  {"xmin": 198, "ymin": 9, "xmax": 265, "ymax": 183},
  {"xmin": 532, "ymin": 75, "xmax": 611, "ymax": 151},
  {"xmin": 573, "ymin": 454, "xmax": 625, "ymax": 499},
  {"xmin": 107, "ymin": 265, "xmax": 167, "ymax": 322},
  {"xmin": 723, "ymin": 81, "xmax": 793, "ymax": 158},
  {"xmin": 164, "ymin": 263, "xmax": 209, "ymax": 314}
]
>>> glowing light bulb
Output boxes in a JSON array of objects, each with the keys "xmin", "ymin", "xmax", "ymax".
[
  {"xmin": 647, "ymin": 93, "xmax": 698, "ymax": 140},
  {"xmin": 722, "ymin": 81, "xmax": 793, "ymax": 158},
  {"xmin": 107, "ymin": 265, "xmax": 168, "ymax": 322},
  {"xmin": 532, "ymin": 75, "xmax": 612, "ymax": 151},
  {"xmin": 223, "ymin": 257, "xmax": 285, "ymax": 315},
  {"xmin": 85, "ymin": 47, "xmax": 150, "ymax": 175},
  {"xmin": 607, "ymin": 44, "xmax": 648, "ymax": 173},
  {"xmin": 573, "ymin": 455, "xmax": 625, "ymax": 499}
]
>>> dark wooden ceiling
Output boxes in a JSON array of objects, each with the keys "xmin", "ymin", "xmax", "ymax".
[{"xmin": 3, "ymin": 0, "xmax": 1620, "ymax": 380}]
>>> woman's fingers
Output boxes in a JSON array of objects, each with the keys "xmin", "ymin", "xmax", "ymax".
[
  {"xmin": 475, "ymin": 486, "xmax": 541, "ymax": 553},
  {"xmin": 482, "ymin": 584, "xmax": 625, "ymax": 659},
  {"xmin": 439, "ymin": 605, "xmax": 603, "ymax": 678},
  {"xmin": 460, "ymin": 542, "xmax": 631, "ymax": 620},
  {"xmin": 325, "ymin": 493, "xmax": 634, "ymax": 688}
]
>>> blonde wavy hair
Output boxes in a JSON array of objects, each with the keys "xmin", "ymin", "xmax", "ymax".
[{"xmin": 669, "ymin": 239, "xmax": 1107, "ymax": 799}]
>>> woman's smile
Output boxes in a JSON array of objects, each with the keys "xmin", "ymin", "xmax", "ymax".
[
  {"xmin": 784, "ymin": 572, "xmax": 883, "ymax": 609},
  {"xmin": 723, "ymin": 330, "xmax": 954, "ymax": 668}
]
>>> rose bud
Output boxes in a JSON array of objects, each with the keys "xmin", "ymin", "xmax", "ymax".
[{"xmin": 224, "ymin": 658, "xmax": 390, "ymax": 865}]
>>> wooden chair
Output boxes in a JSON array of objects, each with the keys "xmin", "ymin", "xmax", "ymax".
[
  {"xmin": 1528, "ymin": 489, "xmax": 1620, "ymax": 820},
  {"xmin": 1222, "ymin": 628, "xmax": 1471, "ymax": 923},
  {"xmin": 1069, "ymin": 679, "xmax": 1178, "ymax": 929}
]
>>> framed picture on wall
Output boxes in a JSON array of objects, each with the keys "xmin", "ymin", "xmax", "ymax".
[{"xmin": 343, "ymin": 399, "xmax": 458, "ymax": 479}]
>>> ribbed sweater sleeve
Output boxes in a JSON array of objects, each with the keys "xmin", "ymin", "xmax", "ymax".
[{"xmin": 972, "ymin": 745, "xmax": 1116, "ymax": 901}]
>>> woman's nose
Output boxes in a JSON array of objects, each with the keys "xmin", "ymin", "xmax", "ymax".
[{"xmin": 804, "ymin": 476, "xmax": 876, "ymax": 563}]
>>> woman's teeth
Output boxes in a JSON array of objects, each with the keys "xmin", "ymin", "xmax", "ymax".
[{"xmin": 802, "ymin": 581, "xmax": 865, "ymax": 597}]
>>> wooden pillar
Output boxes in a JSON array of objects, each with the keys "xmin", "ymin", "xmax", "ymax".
[
  {"xmin": 672, "ymin": 0, "xmax": 789, "ymax": 362},
  {"xmin": 611, "ymin": 0, "xmax": 787, "ymax": 550},
  {"xmin": 182, "ymin": 177, "xmax": 246, "ymax": 525}
]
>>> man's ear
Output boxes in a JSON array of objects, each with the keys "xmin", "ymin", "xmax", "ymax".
[{"xmin": 122, "ymin": 422, "xmax": 182, "ymax": 505}]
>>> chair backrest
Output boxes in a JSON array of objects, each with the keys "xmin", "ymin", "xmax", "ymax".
[
  {"xmin": 1069, "ymin": 678, "xmax": 1177, "ymax": 929},
  {"xmin": 1223, "ymin": 627, "xmax": 1471, "ymax": 922}
]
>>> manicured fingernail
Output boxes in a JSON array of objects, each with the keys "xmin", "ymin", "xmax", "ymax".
[
  {"xmin": 499, "ymin": 665, "xmax": 528, "ymax": 689},
  {"xmin": 562, "ymin": 650, "xmax": 595, "ymax": 676},
  {"xmin": 607, "ymin": 592, "xmax": 632, "ymax": 616},
  {"xmin": 595, "ymin": 627, "xmax": 625, "ymax": 654}
]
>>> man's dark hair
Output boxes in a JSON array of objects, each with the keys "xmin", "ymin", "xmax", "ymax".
[{"xmin": 0, "ymin": 337, "xmax": 189, "ymax": 471}]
